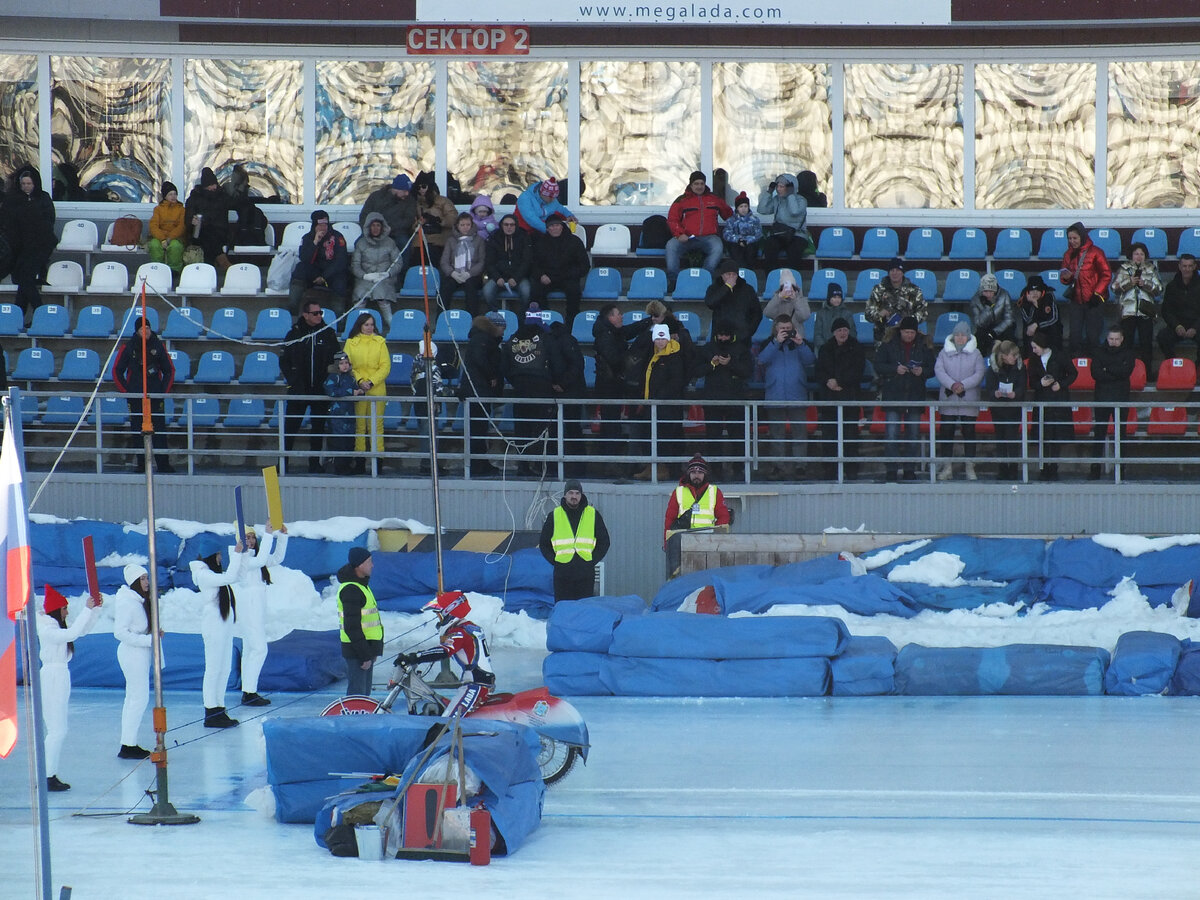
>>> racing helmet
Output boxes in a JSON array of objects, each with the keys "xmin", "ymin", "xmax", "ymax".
[{"xmin": 423, "ymin": 590, "xmax": 470, "ymax": 625}]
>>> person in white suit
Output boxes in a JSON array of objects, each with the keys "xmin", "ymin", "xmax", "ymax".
[
  {"xmin": 37, "ymin": 586, "xmax": 101, "ymax": 790},
  {"xmin": 190, "ymin": 536, "xmax": 247, "ymax": 728},
  {"xmin": 235, "ymin": 524, "xmax": 288, "ymax": 706},
  {"xmin": 114, "ymin": 564, "xmax": 158, "ymax": 760}
]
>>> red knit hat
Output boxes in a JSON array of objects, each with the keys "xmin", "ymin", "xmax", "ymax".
[
  {"xmin": 734, "ymin": 192, "xmax": 749, "ymax": 208},
  {"xmin": 539, "ymin": 177, "xmax": 560, "ymax": 199},
  {"xmin": 43, "ymin": 585, "xmax": 68, "ymax": 615}
]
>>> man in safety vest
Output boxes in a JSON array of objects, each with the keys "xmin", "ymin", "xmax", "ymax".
[
  {"xmin": 538, "ymin": 478, "xmax": 611, "ymax": 602},
  {"xmin": 663, "ymin": 454, "xmax": 731, "ymax": 548},
  {"xmin": 337, "ymin": 546, "xmax": 383, "ymax": 697}
]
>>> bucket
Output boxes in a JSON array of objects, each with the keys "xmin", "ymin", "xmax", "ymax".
[{"xmin": 355, "ymin": 825, "xmax": 383, "ymax": 860}]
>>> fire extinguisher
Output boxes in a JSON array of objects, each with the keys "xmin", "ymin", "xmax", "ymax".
[{"xmin": 469, "ymin": 805, "xmax": 491, "ymax": 866}]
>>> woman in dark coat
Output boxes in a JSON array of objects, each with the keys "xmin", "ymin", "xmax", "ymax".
[
  {"xmin": 2, "ymin": 165, "xmax": 57, "ymax": 315},
  {"xmin": 1026, "ymin": 328, "xmax": 1077, "ymax": 482},
  {"xmin": 111, "ymin": 316, "xmax": 176, "ymax": 474},
  {"xmin": 184, "ymin": 167, "xmax": 230, "ymax": 266}
]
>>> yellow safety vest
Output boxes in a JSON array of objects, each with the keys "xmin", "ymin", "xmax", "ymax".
[
  {"xmin": 337, "ymin": 581, "xmax": 383, "ymax": 643},
  {"xmin": 550, "ymin": 506, "xmax": 597, "ymax": 563},
  {"xmin": 675, "ymin": 484, "xmax": 717, "ymax": 529}
]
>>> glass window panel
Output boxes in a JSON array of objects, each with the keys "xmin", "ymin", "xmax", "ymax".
[
  {"xmin": 975, "ymin": 63, "xmax": 1095, "ymax": 210},
  {"xmin": 50, "ymin": 56, "xmax": 170, "ymax": 202},
  {"xmin": 315, "ymin": 60, "xmax": 435, "ymax": 206},
  {"xmin": 580, "ymin": 61, "xmax": 700, "ymax": 206},
  {"xmin": 713, "ymin": 62, "xmax": 832, "ymax": 201},
  {"xmin": 0, "ymin": 55, "xmax": 37, "ymax": 185},
  {"xmin": 1109, "ymin": 61, "xmax": 1200, "ymax": 209},
  {"xmin": 447, "ymin": 61, "xmax": 567, "ymax": 204},
  {"xmin": 844, "ymin": 63, "xmax": 963, "ymax": 209},
  {"xmin": 184, "ymin": 58, "xmax": 302, "ymax": 204}
]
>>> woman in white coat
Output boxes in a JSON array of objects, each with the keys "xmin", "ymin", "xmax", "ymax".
[
  {"xmin": 38, "ymin": 586, "xmax": 101, "ymax": 790},
  {"xmin": 190, "ymin": 537, "xmax": 246, "ymax": 728},
  {"xmin": 236, "ymin": 524, "xmax": 288, "ymax": 707},
  {"xmin": 114, "ymin": 564, "xmax": 157, "ymax": 759}
]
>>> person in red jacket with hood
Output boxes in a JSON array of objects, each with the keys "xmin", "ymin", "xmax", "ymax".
[
  {"xmin": 1059, "ymin": 221, "xmax": 1112, "ymax": 355},
  {"xmin": 665, "ymin": 170, "xmax": 732, "ymax": 285}
]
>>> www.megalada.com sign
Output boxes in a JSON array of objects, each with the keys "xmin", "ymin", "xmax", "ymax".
[{"xmin": 407, "ymin": 25, "xmax": 530, "ymax": 55}]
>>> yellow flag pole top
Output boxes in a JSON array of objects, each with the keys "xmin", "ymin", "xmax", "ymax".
[{"xmin": 262, "ymin": 466, "xmax": 283, "ymax": 532}]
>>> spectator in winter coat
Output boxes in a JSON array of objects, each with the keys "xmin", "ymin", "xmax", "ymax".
[
  {"xmin": 1, "ymin": 165, "xmax": 57, "ymax": 315},
  {"xmin": 410, "ymin": 171, "xmax": 458, "ymax": 268},
  {"xmin": 875, "ymin": 316, "xmax": 935, "ymax": 482},
  {"xmin": 343, "ymin": 313, "xmax": 391, "ymax": 464},
  {"xmin": 986, "ymin": 341, "xmax": 1027, "ymax": 481},
  {"xmin": 721, "ymin": 192, "xmax": 762, "ymax": 269},
  {"xmin": 439, "ymin": 212, "xmax": 487, "ymax": 315},
  {"xmin": 289, "ymin": 209, "xmax": 350, "ymax": 312},
  {"xmin": 814, "ymin": 318, "xmax": 865, "ymax": 479},
  {"xmin": 1111, "ymin": 241, "xmax": 1162, "ymax": 371},
  {"xmin": 147, "ymin": 181, "xmax": 186, "ymax": 273},
  {"xmin": 1027, "ymin": 329, "xmax": 1078, "ymax": 482},
  {"xmin": 538, "ymin": 479, "xmax": 611, "ymax": 602},
  {"xmin": 280, "ymin": 291, "xmax": 339, "ymax": 474},
  {"xmin": 933, "ymin": 321, "xmax": 986, "ymax": 481},
  {"xmin": 1059, "ymin": 222, "xmax": 1112, "ymax": 355},
  {"xmin": 350, "ymin": 212, "xmax": 404, "ymax": 329},
  {"xmin": 482, "ymin": 214, "xmax": 532, "ymax": 309},
  {"xmin": 358, "ymin": 173, "xmax": 417, "ymax": 246},
  {"xmin": 459, "ymin": 312, "xmax": 506, "ymax": 476},
  {"xmin": 1089, "ymin": 325, "xmax": 1135, "ymax": 480},
  {"xmin": 1156, "ymin": 253, "xmax": 1200, "ymax": 362},
  {"xmin": 633, "ymin": 324, "xmax": 688, "ymax": 481},
  {"xmin": 548, "ymin": 320, "xmax": 589, "ymax": 471},
  {"xmin": 757, "ymin": 315, "xmax": 815, "ymax": 480},
  {"xmin": 184, "ymin": 167, "xmax": 229, "ymax": 267},
  {"xmin": 592, "ymin": 303, "xmax": 653, "ymax": 469},
  {"xmin": 663, "ymin": 454, "xmax": 731, "ymax": 546},
  {"xmin": 812, "ymin": 284, "xmax": 847, "ymax": 349},
  {"xmin": 323, "ymin": 351, "xmax": 363, "ymax": 475},
  {"xmin": 634, "ymin": 300, "xmax": 696, "ymax": 380},
  {"xmin": 469, "ymin": 195, "xmax": 500, "ymax": 237},
  {"xmin": 224, "ymin": 164, "xmax": 268, "ymax": 247},
  {"xmin": 503, "ymin": 309, "xmax": 558, "ymax": 476},
  {"xmin": 693, "ymin": 320, "xmax": 753, "ymax": 475},
  {"xmin": 762, "ymin": 271, "xmax": 811, "ymax": 336},
  {"xmin": 969, "ymin": 273, "xmax": 1017, "ymax": 356},
  {"xmin": 111, "ymin": 316, "xmax": 175, "ymax": 475},
  {"xmin": 704, "ymin": 258, "xmax": 763, "ymax": 345},
  {"xmin": 530, "ymin": 213, "xmax": 590, "ymax": 324},
  {"xmin": 666, "ymin": 170, "xmax": 732, "ymax": 282},
  {"xmin": 1017, "ymin": 275, "xmax": 1062, "ymax": 352},
  {"xmin": 756, "ymin": 172, "xmax": 813, "ymax": 269},
  {"xmin": 867, "ymin": 258, "xmax": 927, "ymax": 343},
  {"xmin": 796, "ymin": 170, "xmax": 828, "ymax": 208},
  {"xmin": 515, "ymin": 177, "xmax": 576, "ymax": 234},
  {"xmin": 410, "ymin": 341, "xmax": 459, "ymax": 476}
]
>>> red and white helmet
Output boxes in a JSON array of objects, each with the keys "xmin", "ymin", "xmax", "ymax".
[{"xmin": 423, "ymin": 590, "xmax": 470, "ymax": 625}]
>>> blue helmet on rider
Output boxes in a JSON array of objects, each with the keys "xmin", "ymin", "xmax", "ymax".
[{"xmin": 424, "ymin": 590, "xmax": 470, "ymax": 626}]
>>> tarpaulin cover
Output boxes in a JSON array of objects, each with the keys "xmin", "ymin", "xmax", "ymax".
[
  {"xmin": 66, "ymin": 632, "xmax": 209, "ymax": 688},
  {"xmin": 897, "ymin": 580, "xmax": 1031, "ymax": 611},
  {"xmin": 1037, "ymin": 577, "xmax": 1112, "ymax": 611},
  {"xmin": 542, "ymin": 651, "xmax": 610, "ymax": 696},
  {"xmin": 650, "ymin": 565, "xmax": 773, "ymax": 612},
  {"xmin": 831, "ymin": 635, "xmax": 897, "ymax": 696},
  {"xmin": 895, "ymin": 644, "xmax": 1110, "ymax": 695},
  {"xmin": 764, "ymin": 555, "xmax": 854, "ymax": 587},
  {"xmin": 1045, "ymin": 539, "xmax": 1200, "ymax": 588},
  {"xmin": 369, "ymin": 548, "xmax": 553, "ymax": 617},
  {"xmin": 609, "ymin": 612, "xmax": 849, "ymax": 659},
  {"xmin": 872, "ymin": 537, "xmax": 1047, "ymax": 582},
  {"xmin": 546, "ymin": 602, "xmax": 623, "ymax": 653},
  {"xmin": 600, "ymin": 655, "xmax": 830, "ymax": 697},
  {"xmin": 1104, "ymin": 631, "xmax": 1181, "ymax": 696},
  {"xmin": 255, "ymin": 629, "xmax": 346, "ymax": 691},
  {"xmin": 1168, "ymin": 640, "xmax": 1200, "ymax": 695},
  {"xmin": 30, "ymin": 518, "xmax": 181, "ymax": 571}
]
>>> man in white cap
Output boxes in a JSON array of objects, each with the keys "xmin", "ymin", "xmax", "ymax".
[{"xmin": 633, "ymin": 323, "xmax": 687, "ymax": 480}]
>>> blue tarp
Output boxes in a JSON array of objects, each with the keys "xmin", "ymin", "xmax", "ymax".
[
  {"xmin": 898, "ymin": 580, "xmax": 1031, "ymax": 611},
  {"xmin": 872, "ymin": 537, "xmax": 1047, "ymax": 583},
  {"xmin": 546, "ymin": 597, "xmax": 647, "ymax": 653},
  {"xmin": 1168, "ymin": 640, "xmax": 1200, "ymax": 695},
  {"xmin": 542, "ymin": 651, "xmax": 609, "ymax": 696},
  {"xmin": 370, "ymin": 548, "xmax": 554, "ymax": 617},
  {"xmin": 600, "ymin": 655, "xmax": 830, "ymax": 697},
  {"xmin": 895, "ymin": 644, "xmax": 1110, "ymax": 695},
  {"xmin": 1045, "ymin": 539, "xmax": 1200, "ymax": 588},
  {"xmin": 831, "ymin": 636, "xmax": 897, "ymax": 696},
  {"xmin": 68, "ymin": 632, "xmax": 210, "ymax": 689},
  {"xmin": 650, "ymin": 565, "xmax": 774, "ymax": 612},
  {"xmin": 609, "ymin": 612, "xmax": 849, "ymax": 659},
  {"xmin": 174, "ymin": 533, "xmax": 367, "ymax": 589},
  {"xmin": 1104, "ymin": 631, "xmax": 1181, "ymax": 696},
  {"xmin": 256, "ymin": 629, "xmax": 346, "ymax": 692}
]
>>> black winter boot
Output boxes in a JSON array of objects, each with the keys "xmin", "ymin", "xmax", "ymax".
[
  {"xmin": 118, "ymin": 744, "xmax": 151, "ymax": 760},
  {"xmin": 204, "ymin": 707, "xmax": 240, "ymax": 728},
  {"xmin": 242, "ymin": 691, "xmax": 270, "ymax": 707},
  {"xmin": 47, "ymin": 775, "xmax": 70, "ymax": 791}
]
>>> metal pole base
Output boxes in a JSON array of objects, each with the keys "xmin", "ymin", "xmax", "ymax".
[
  {"xmin": 432, "ymin": 658, "xmax": 459, "ymax": 687},
  {"xmin": 128, "ymin": 802, "xmax": 201, "ymax": 826}
]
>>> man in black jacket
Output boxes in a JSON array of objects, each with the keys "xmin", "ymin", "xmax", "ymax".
[
  {"xmin": 814, "ymin": 317, "xmax": 866, "ymax": 480},
  {"xmin": 459, "ymin": 311, "xmax": 506, "ymax": 476},
  {"xmin": 592, "ymin": 303, "xmax": 652, "ymax": 473},
  {"xmin": 280, "ymin": 289, "xmax": 339, "ymax": 474},
  {"xmin": 1157, "ymin": 254, "xmax": 1200, "ymax": 362},
  {"xmin": 538, "ymin": 479, "xmax": 611, "ymax": 602},
  {"xmin": 1089, "ymin": 324, "xmax": 1135, "ymax": 480},
  {"xmin": 482, "ymin": 214, "xmax": 532, "ymax": 310},
  {"xmin": 336, "ymin": 547, "xmax": 383, "ymax": 697},
  {"xmin": 529, "ymin": 214, "xmax": 589, "ymax": 324},
  {"xmin": 703, "ymin": 259, "xmax": 762, "ymax": 344},
  {"xmin": 693, "ymin": 320, "xmax": 752, "ymax": 477}
]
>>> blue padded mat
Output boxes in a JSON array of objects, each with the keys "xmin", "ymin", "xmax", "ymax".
[
  {"xmin": 895, "ymin": 644, "xmax": 1110, "ymax": 696},
  {"xmin": 600, "ymin": 655, "xmax": 830, "ymax": 697},
  {"xmin": 831, "ymin": 635, "xmax": 897, "ymax": 696},
  {"xmin": 609, "ymin": 612, "xmax": 849, "ymax": 660},
  {"xmin": 542, "ymin": 651, "xmax": 610, "ymax": 696},
  {"xmin": 1104, "ymin": 631, "xmax": 1181, "ymax": 696}
]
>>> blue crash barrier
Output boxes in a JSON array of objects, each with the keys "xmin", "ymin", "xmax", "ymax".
[
  {"xmin": 1104, "ymin": 631, "xmax": 1182, "ymax": 696},
  {"xmin": 895, "ymin": 644, "xmax": 1110, "ymax": 696},
  {"xmin": 601, "ymin": 655, "xmax": 830, "ymax": 697},
  {"xmin": 831, "ymin": 635, "xmax": 897, "ymax": 696},
  {"xmin": 542, "ymin": 650, "xmax": 610, "ymax": 696},
  {"xmin": 369, "ymin": 548, "xmax": 554, "ymax": 617},
  {"xmin": 609, "ymin": 612, "xmax": 849, "ymax": 659},
  {"xmin": 1045, "ymin": 538, "xmax": 1200, "ymax": 589},
  {"xmin": 872, "ymin": 536, "xmax": 1047, "ymax": 583},
  {"xmin": 546, "ymin": 596, "xmax": 646, "ymax": 653},
  {"xmin": 1169, "ymin": 640, "xmax": 1200, "ymax": 695}
]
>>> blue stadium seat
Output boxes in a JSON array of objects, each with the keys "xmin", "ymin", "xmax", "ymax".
[
  {"xmin": 804, "ymin": 316, "xmax": 815, "ymax": 342},
  {"xmin": 572, "ymin": 310, "xmax": 599, "ymax": 344},
  {"xmin": 762, "ymin": 268, "xmax": 802, "ymax": 299},
  {"xmin": 948, "ymin": 228, "xmax": 988, "ymax": 260},
  {"xmin": 942, "ymin": 269, "xmax": 982, "ymax": 302},
  {"xmin": 1037, "ymin": 228, "xmax": 1067, "ymax": 260},
  {"xmin": 851, "ymin": 313, "xmax": 874, "ymax": 344},
  {"xmin": 737, "ymin": 268, "xmax": 760, "ymax": 295},
  {"xmin": 386, "ymin": 352, "xmax": 413, "ymax": 388},
  {"xmin": 1176, "ymin": 228, "xmax": 1200, "ymax": 259},
  {"xmin": 222, "ymin": 397, "xmax": 266, "ymax": 429},
  {"xmin": 1039, "ymin": 269, "xmax": 1064, "ymax": 295},
  {"xmin": 180, "ymin": 396, "xmax": 221, "ymax": 428},
  {"xmin": 992, "ymin": 228, "xmax": 1033, "ymax": 260},
  {"xmin": 810, "ymin": 269, "xmax": 848, "ymax": 299},
  {"xmin": 751, "ymin": 315, "xmax": 773, "ymax": 343},
  {"xmin": 192, "ymin": 350, "xmax": 236, "ymax": 384},
  {"xmin": 852, "ymin": 269, "xmax": 884, "ymax": 300},
  {"xmin": 907, "ymin": 268, "xmax": 937, "ymax": 300},
  {"xmin": 904, "ymin": 228, "xmax": 944, "ymax": 260},
  {"xmin": 209, "ymin": 307, "xmax": 249, "ymax": 340},
  {"xmin": 18, "ymin": 393, "xmax": 38, "ymax": 425},
  {"xmin": 251, "ymin": 308, "xmax": 292, "ymax": 340},
  {"xmin": 42, "ymin": 395, "xmax": 85, "ymax": 426},
  {"xmin": 12, "ymin": 348, "xmax": 54, "ymax": 381},
  {"xmin": 1089, "ymin": 228, "xmax": 1121, "ymax": 260},
  {"xmin": 167, "ymin": 349, "xmax": 192, "ymax": 381},
  {"xmin": 671, "ymin": 268, "xmax": 712, "ymax": 300},
  {"xmin": 89, "ymin": 396, "xmax": 129, "ymax": 428},
  {"xmin": 432, "ymin": 309, "xmax": 472, "ymax": 342},
  {"xmin": 497, "ymin": 308, "xmax": 518, "ymax": 340},
  {"xmin": 0, "ymin": 303, "xmax": 22, "ymax": 336},
  {"xmin": 399, "ymin": 266, "xmax": 441, "ymax": 297},
  {"xmin": 343, "ymin": 308, "xmax": 383, "ymax": 340},
  {"xmin": 859, "ymin": 227, "xmax": 899, "ymax": 260},
  {"xmin": 161, "ymin": 307, "xmax": 203, "ymax": 340},
  {"xmin": 118, "ymin": 306, "xmax": 160, "ymax": 338},
  {"xmin": 627, "ymin": 267, "xmax": 668, "ymax": 300},
  {"xmin": 933, "ymin": 311, "xmax": 971, "ymax": 344},
  {"xmin": 239, "ymin": 351, "xmax": 281, "ymax": 384},
  {"xmin": 526, "ymin": 308, "xmax": 564, "ymax": 329},
  {"xmin": 674, "ymin": 310, "xmax": 702, "ymax": 340},
  {"xmin": 582, "ymin": 267, "xmax": 621, "ymax": 299},
  {"xmin": 815, "ymin": 227, "xmax": 854, "ymax": 259},
  {"xmin": 387, "ymin": 309, "xmax": 428, "ymax": 342},
  {"xmin": 994, "ymin": 269, "xmax": 1026, "ymax": 298},
  {"xmin": 58, "ymin": 348, "xmax": 101, "ymax": 381},
  {"xmin": 1131, "ymin": 227, "xmax": 1167, "ymax": 260},
  {"xmin": 382, "ymin": 399, "xmax": 408, "ymax": 432},
  {"xmin": 73, "ymin": 305, "xmax": 114, "ymax": 338},
  {"xmin": 28, "ymin": 304, "xmax": 70, "ymax": 338}
]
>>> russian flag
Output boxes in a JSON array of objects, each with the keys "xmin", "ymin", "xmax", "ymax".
[{"xmin": 0, "ymin": 408, "xmax": 32, "ymax": 759}]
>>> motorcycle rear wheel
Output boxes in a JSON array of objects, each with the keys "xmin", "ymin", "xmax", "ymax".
[{"xmin": 538, "ymin": 736, "xmax": 581, "ymax": 785}]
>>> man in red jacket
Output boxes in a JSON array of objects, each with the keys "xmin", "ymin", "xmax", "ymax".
[{"xmin": 665, "ymin": 171, "xmax": 732, "ymax": 286}]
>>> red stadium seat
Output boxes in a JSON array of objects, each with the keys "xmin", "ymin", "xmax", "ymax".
[
  {"xmin": 1071, "ymin": 405, "xmax": 1093, "ymax": 437},
  {"xmin": 975, "ymin": 408, "xmax": 995, "ymax": 436},
  {"xmin": 1130, "ymin": 359, "xmax": 1147, "ymax": 392},
  {"xmin": 1147, "ymin": 406, "xmax": 1189, "ymax": 436},
  {"xmin": 1071, "ymin": 357, "xmax": 1094, "ymax": 391},
  {"xmin": 1156, "ymin": 357, "xmax": 1197, "ymax": 391}
]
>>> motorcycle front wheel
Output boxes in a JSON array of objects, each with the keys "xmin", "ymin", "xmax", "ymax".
[{"xmin": 538, "ymin": 736, "xmax": 581, "ymax": 785}]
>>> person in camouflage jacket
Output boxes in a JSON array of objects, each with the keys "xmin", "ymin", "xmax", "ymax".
[{"xmin": 866, "ymin": 257, "xmax": 927, "ymax": 343}]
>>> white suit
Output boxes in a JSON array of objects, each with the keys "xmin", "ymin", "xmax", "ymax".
[
  {"xmin": 37, "ymin": 604, "xmax": 99, "ymax": 777},
  {"xmin": 113, "ymin": 586, "xmax": 155, "ymax": 747},
  {"xmin": 191, "ymin": 550, "xmax": 246, "ymax": 709},
  {"xmin": 236, "ymin": 531, "xmax": 288, "ymax": 695}
]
